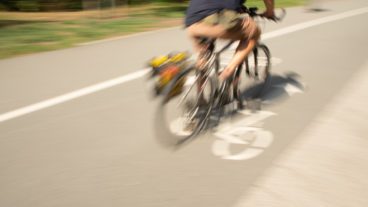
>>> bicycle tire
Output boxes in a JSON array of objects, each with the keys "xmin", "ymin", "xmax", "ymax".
[
  {"xmin": 235, "ymin": 43, "xmax": 271, "ymax": 105},
  {"xmin": 158, "ymin": 66, "xmax": 215, "ymax": 143}
]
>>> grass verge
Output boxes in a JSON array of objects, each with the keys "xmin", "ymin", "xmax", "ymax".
[{"xmin": 0, "ymin": 1, "xmax": 305, "ymax": 59}]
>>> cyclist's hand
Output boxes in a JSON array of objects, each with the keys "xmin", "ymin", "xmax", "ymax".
[{"xmin": 261, "ymin": 10, "xmax": 276, "ymax": 21}]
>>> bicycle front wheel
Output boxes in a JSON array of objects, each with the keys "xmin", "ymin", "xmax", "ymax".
[
  {"xmin": 158, "ymin": 67, "xmax": 215, "ymax": 143},
  {"xmin": 236, "ymin": 44, "xmax": 271, "ymax": 102}
]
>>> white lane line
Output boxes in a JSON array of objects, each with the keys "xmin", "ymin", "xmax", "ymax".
[
  {"xmin": 0, "ymin": 70, "xmax": 149, "ymax": 123},
  {"xmin": 1, "ymin": 7, "xmax": 367, "ymax": 123},
  {"xmin": 262, "ymin": 7, "xmax": 368, "ymax": 40}
]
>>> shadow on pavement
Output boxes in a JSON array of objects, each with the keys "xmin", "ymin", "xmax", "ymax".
[
  {"xmin": 305, "ymin": 8, "xmax": 330, "ymax": 12},
  {"xmin": 261, "ymin": 71, "xmax": 306, "ymax": 105},
  {"xmin": 153, "ymin": 71, "xmax": 306, "ymax": 149}
]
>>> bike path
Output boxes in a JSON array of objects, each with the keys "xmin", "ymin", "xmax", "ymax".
[
  {"xmin": 234, "ymin": 60, "xmax": 368, "ymax": 207},
  {"xmin": 0, "ymin": 0, "xmax": 368, "ymax": 207},
  {"xmin": 0, "ymin": 0, "xmax": 365, "ymax": 115}
]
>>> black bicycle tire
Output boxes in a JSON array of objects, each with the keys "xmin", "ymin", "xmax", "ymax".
[
  {"xmin": 254, "ymin": 43, "xmax": 271, "ymax": 98},
  {"xmin": 158, "ymin": 66, "xmax": 215, "ymax": 142},
  {"xmin": 191, "ymin": 73, "xmax": 216, "ymax": 138},
  {"xmin": 235, "ymin": 43, "xmax": 271, "ymax": 106}
]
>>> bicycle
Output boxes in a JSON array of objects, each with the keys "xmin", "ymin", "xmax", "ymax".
[{"xmin": 157, "ymin": 7, "xmax": 285, "ymax": 144}]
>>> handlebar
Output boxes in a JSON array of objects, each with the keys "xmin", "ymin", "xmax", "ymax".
[{"xmin": 242, "ymin": 6, "xmax": 286, "ymax": 22}]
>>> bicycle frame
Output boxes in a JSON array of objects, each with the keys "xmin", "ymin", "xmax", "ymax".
[{"xmin": 155, "ymin": 7, "xmax": 285, "ymax": 142}]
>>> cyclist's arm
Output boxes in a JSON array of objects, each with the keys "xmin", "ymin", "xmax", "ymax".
[{"xmin": 262, "ymin": 0, "xmax": 275, "ymax": 18}]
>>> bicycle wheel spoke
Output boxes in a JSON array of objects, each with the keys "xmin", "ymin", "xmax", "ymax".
[
  {"xmin": 159, "ymin": 69, "xmax": 214, "ymax": 140},
  {"xmin": 176, "ymin": 75, "xmax": 199, "ymax": 108}
]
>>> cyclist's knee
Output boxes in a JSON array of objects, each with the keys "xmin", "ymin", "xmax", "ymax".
[
  {"xmin": 251, "ymin": 26, "xmax": 261, "ymax": 41},
  {"xmin": 242, "ymin": 17, "xmax": 260, "ymax": 41}
]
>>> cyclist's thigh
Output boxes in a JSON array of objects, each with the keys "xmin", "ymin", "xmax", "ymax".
[
  {"xmin": 222, "ymin": 17, "xmax": 260, "ymax": 41},
  {"xmin": 187, "ymin": 22, "xmax": 227, "ymax": 38}
]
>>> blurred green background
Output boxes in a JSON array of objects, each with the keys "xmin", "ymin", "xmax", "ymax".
[{"xmin": 0, "ymin": 0, "xmax": 306, "ymax": 59}]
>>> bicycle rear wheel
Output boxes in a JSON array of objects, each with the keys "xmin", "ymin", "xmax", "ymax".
[
  {"xmin": 158, "ymin": 67, "xmax": 215, "ymax": 143},
  {"xmin": 235, "ymin": 43, "xmax": 271, "ymax": 104}
]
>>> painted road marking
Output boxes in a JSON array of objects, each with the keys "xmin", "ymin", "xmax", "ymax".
[
  {"xmin": 274, "ymin": 83, "xmax": 304, "ymax": 96},
  {"xmin": 1, "ymin": 7, "xmax": 367, "ymax": 123},
  {"xmin": 212, "ymin": 110, "xmax": 275, "ymax": 161},
  {"xmin": 212, "ymin": 77, "xmax": 305, "ymax": 161},
  {"xmin": 0, "ymin": 70, "xmax": 149, "ymax": 123},
  {"xmin": 262, "ymin": 7, "xmax": 368, "ymax": 40}
]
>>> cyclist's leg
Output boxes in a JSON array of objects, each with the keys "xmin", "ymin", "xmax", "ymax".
[
  {"xmin": 219, "ymin": 39, "xmax": 257, "ymax": 80},
  {"xmin": 219, "ymin": 17, "xmax": 261, "ymax": 81},
  {"xmin": 187, "ymin": 23, "xmax": 228, "ymax": 105},
  {"xmin": 187, "ymin": 23, "xmax": 228, "ymax": 69},
  {"xmin": 187, "ymin": 23, "xmax": 228, "ymax": 43}
]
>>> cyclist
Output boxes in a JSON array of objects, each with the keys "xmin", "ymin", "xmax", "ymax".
[{"xmin": 185, "ymin": 0, "xmax": 275, "ymax": 81}]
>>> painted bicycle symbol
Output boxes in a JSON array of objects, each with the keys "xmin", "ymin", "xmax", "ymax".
[{"xmin": 212, "ymin": 110, "xmax": 275, "ymax": 160}]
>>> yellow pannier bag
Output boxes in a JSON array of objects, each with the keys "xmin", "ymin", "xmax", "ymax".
[{"xmin": 148, "ymin": 52, "xmax": 189, "ymax": 96}]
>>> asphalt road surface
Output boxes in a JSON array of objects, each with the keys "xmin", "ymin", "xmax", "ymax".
[{"xmin": 1, "ymin": 0, "xmax": 367, "ymax": 206}]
